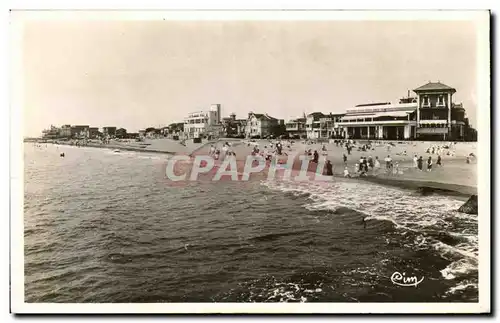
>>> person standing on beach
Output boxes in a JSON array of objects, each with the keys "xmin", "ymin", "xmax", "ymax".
[
  {"xmin": 395, "ymin": 162, "xmax": 404, "ymax": 175},
  {"xmin": 325, "ymin": 160, "xmax": 333, "ymax": 176},
  {"xmin": 384, "ymin": 155, "xmax": 392, "ymax": 172},
  {"xmin": 374, "ymin": 156, "xmax": 381, "ymax": 169},
  {"xmin": 413, "ymin": 155, "xmax": 418, "ymax": 169},
  {"xmin": 343, "ymin": 166, "xmax": 351, "ymax": 178},
  {"xmin": 262, "ymin": 146, "xmax": 269, "ymax": 160},
  {"xmin": 427, "ymin": 156, "xmax": 433, "ymax": 171},
  {"xmin": 417, "ymin": 156, "xmax": 423, "ymax": 171},
  {"xmin": 437, "ymin": 155, "xmax": 442, "ymax": 167},
  {"xmin": 222, "ymin": 144, "xmax": 228, "ymax": 158},
  {"xmin": 321, "ymin": 149, "xmax": 328, "ymax": 162},
  {"xmin": 312, "ymin": 150, "xmax": 319, "ymax": 163},
  {"xmin": 368, "ymin": 156, "xmax": 374, "ymax": 169}
]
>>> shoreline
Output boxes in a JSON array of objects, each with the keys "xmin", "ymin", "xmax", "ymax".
[
  {"xmin": 30, "ymin": 139, "xmax": 477, "ymax": 198},
  {"xmin": 38, "ymin": 138, "xmax": 244, "ymax": 156},
  {"xmin": 354, "ymin": 175, "xmax": 476, "ymax": 198},
  {"xmin": 40, "ymin": 140, "xmax": 188, "ymax": 155}
]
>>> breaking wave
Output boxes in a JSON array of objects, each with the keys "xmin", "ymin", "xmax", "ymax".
[{"xmin": 261, "ymin": 178, "xmax": 478, "ymax": 298}]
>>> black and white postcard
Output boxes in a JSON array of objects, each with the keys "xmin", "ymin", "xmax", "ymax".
[{"xmin": 10, "ymin": 10, "xmax": 491, "ymax": 314}]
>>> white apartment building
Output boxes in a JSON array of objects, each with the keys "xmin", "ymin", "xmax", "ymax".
[
  {"xmin": 305, "ymin": 112, "xmax": 323, "ymax": 139},
  {"xmin": 183, "ymin": 104, "xmax": 222, "ymax": 138}
]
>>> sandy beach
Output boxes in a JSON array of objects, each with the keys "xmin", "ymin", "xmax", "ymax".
[
  {"xmin": 47, "ymin": 137, "xmax": 477, "ymax": 196},
  {"xmin": 194, "ymin": 138, "xmax": 478, "ymax": 196}
]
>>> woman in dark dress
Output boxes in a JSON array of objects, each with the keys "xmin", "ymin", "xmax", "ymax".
[
  {"xmin": 417, "ymin": 156, "xmax": 423, "ymax": 171},
  {"xmin": 312, "ymin": 150, "xmax": 319, "ymax": 163},
  {"xmin": 324, "ymin": 160, "xmax": 333, "ymax": 176}
]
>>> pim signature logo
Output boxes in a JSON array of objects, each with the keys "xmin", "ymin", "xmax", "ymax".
[{"xmin": 390, "ymin": 272, "xmax": 424, "ymax": 287}]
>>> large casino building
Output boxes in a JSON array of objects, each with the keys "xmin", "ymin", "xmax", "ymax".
[{"xmin": 336, "ymin": 81, "xmax": 473, "ymax": 141}]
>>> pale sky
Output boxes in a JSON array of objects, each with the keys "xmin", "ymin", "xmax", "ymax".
[{"xmin": 22, "ymin": 20, "xmax": 478, "ymax": 137}]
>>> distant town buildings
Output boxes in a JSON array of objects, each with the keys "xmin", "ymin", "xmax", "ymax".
[
  {"xmin": 89, "ymin": 127, "xmax": 100, "ymax": 139},
  {"xmin": 285, "ymin": 115, "xmax": 307, "ymax": 139},
  {"xmin": 58, "ymin": 125, "xmax": 71, "ymax": 138},
  {"xmin": 221, "ymin": 113, "xmax": 247, "ymax": 138},
  {"xmin": 245, "ymin": 112, "xmax": 283, "ymax": 139},
  {"xmin": 39, "ymin": 81, "xmax": 477, "ymax": 142},
  {"xmin": 41, "ymin": 124, "xmax": 128, "ymax": 140},
  {"xmin": 103, "ymin": 126, "xmax": 117, "ymax": 137},
  {"xmin": 41, "ymin": 125, "xmax": 60, "ymax": 139},
  {"xmin": 71, "ymin": 125, "xmax": 90, "ymax": 138},
  {"xmin": 115, "ymin": 128, "xmax": 127, "ymax": 138}
]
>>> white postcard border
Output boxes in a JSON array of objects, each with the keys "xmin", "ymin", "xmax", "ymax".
[{"xmin": 10, "ymin": 9, "xmax": 491, "ymax": 314}]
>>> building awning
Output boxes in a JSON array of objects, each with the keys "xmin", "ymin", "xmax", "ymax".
[
  {"xmin": 371, "ymin": 110, "xmax": 412, "ymax": 118},
  {"xmin": 341, "ymin": 110, "xmax": 412, "ymax": 121},
  {"xmin": 341, "ymin": 114, "xmax": 375, "ymax": 121}
]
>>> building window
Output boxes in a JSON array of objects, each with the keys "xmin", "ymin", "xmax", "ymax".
[
  {"xmin": 437, "ymin": 95, "xmax": 445, "ymax": 107},
  {"xmin": 422, "ymin": 96, "xmax": 430, "ymax": 107}
]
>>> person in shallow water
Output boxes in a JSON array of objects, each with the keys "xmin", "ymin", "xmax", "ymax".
[
  {"xmin": 427, "ymin": 156, "xmax": 433, "ymax": 171},
  {"xmin": 437, "ymin": 155, "xmax": 442, "ymax": 166}
]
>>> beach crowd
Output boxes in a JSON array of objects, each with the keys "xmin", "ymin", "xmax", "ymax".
[{"xmin": 205, "ymin": 138, "xmax": 477, "ymax": 180}]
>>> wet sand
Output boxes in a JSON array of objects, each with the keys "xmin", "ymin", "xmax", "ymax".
[
  {"xmin": 203, "ymin": 139, "xmax": 477, "ymax": 197},
  {"xmin": 49, "ymin": 137, "xmax": 477, "ymax": 196}
]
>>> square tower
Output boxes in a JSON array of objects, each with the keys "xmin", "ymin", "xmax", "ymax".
[{"xmin": 413, "ymin": 81, "xmax": 456, "ymax": 140}]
